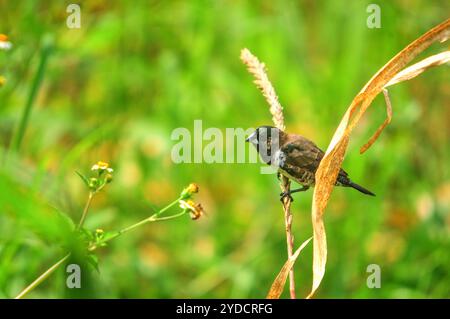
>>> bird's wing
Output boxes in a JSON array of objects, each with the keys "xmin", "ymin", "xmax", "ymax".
[
  {"xmin": 280, "ymin": 136, "xmax": 352, "ymax": 186},
  {"xmin": 279, "ymin": 137, "xmax": 324, "ymax": 172}
]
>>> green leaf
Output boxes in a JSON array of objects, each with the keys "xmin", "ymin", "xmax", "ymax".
[
  {"xmin": 78, "ymin": 228, "xmax": 94, "ymax": 241},
  {"xmin": 86, "ymin": 254, "xmax": 100, "ymax": 273},
  {"xmin": 75, "ymin": 171, "xmax": 90, "ymax": 188}
]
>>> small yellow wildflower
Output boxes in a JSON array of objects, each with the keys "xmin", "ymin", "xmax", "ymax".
[
  {"xmin": 180, "ymin": 199, "xmax": 204, "ymax": 220},
  {"xmin": 0, "ymin": 34, "xmax": 12, "ymax": 50},
  {"xmin": 91, "ymin": 161, "xmax": 113, "ymax": 173},
  {"xmin": 186, "ymin": 183, "xmax": 199, "ymax": 194},
  {"xmin": 181, "ymin": 183, "xmax": 200, "ymax": 199}
]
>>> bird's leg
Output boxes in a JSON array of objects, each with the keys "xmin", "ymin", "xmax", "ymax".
[
  {"xmin": 289, "ymin": 185, "xmax": 310, "ymax": 194},
  {"xmin": 280, "ymin": 186, "xmax": 310, "ymax": 202},
  {"xmin": 277, "ymin": 171, "xmax": 282, "ymax": 182}
]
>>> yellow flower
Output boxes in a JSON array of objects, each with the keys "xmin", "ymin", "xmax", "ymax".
[
  {"xmin": 186, "ymin": 183, "xmax": 199, "ymax": 194},
  {"xmin": 91, "ymin": 161, "xmax": 113, "ymax": 173},
  {"xmin": 180, "ymin": 200, "xmax": 204, "ymax": 220},
  {"xmin": 0, "ymin": 34, "xmax": 12, "ymax": 51},
  {"xmin": 181, "ymin": 183, "xmax": 199, "ymax": 199}
]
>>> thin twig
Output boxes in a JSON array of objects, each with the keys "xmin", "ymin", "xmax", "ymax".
[
  {"xmin": 281, "ymin": 176, "xmax": 296, "ymax": 298},
  {"xmin": 360, "ymin": 89, "xmax": 393, "ymax": 154}
]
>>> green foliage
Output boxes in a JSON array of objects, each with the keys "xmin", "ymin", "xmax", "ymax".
[{"xmin": 0, "ymin": 172, "xmax": 75, "ymax": 245}]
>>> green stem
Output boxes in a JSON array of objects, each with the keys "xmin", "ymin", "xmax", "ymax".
[
  {"xmin": 89, "ymin": 197, "xmax": 184, "ymax": 251},
  {"xmin": 15, "ymin": 253, "xmax": 70, "ymax": 299},
  {"xmin": 15, "ymin": 190, "xmax": 94, "ymax": 298},
  {"xmin": 15, "ymin": 196, "xmax": 185, "ymax": 298},
  {"xmin": 152, "ymin": 211, "xmax": 187, "ymax": 222},
  {"xmin": 120, "ymin": 198, "xmax": 181, "ymax": 233},
  {"xmin": 77, "ymin": 191, "xmax": 94, "ymax": 230},
  {"xmin": 11, "ymin": 36, "xmax": 52, "ymax": 152}
]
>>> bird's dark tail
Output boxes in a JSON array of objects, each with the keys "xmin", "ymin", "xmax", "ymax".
[{"xmin": 347, "ymin": 181, "xmax": 375, "ymax": 196}]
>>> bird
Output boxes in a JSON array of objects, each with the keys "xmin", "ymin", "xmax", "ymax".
[{"xmin": 246, "ymin": 126, "xmax": 375, "ymax": 201}]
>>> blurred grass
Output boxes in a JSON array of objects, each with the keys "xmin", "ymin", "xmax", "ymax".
[
  {"xmin": 0, "ymin": 0, "xmax": 449, "ymax": 298},
  {"xmin": 10, "ymin": 35, "xmax": 52, "ymax": 153}
]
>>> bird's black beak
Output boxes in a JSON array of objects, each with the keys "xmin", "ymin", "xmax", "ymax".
[{"xmin": 246, "ymin": 131, "xmax": 257, "ymax": 143}]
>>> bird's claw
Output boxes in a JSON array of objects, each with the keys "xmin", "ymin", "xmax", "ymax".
[{"xmin": 280, "ymin": 191, "xmax": 294, "ymax": 203}]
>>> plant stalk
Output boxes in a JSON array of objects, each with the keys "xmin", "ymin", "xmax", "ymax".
[
  {"xmin": 15, "ymin": 253, "xmax": 70, "ymax": 299},
  {"xmin": 77, "ymin": 191, "xmax": 94, "ymax": 230},
  {"xmin": 89, "ymin": 198, "xmax": 183, "ymax": 251},
  {"xmin": 16, "ymin": 196, "xmax": 185, "ymax": 298},
  {"xmin": 15, "ymin": 188, "xmax": 94, "ymax": 299},
  {"xmin": 281, "ymin": 176, "xmax": 296, "ymax": 299}
]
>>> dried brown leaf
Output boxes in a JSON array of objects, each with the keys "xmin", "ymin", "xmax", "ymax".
[
  {"xmin": 360, "ymin": 89, "xmax": 393, "ymax": 154},
  {"xmin": 386, "ymin": 51, "xmax": 450, "ymax": 87},
  {"xmin": 267, "ymin": 237, "xmax": 312, "ymax": 299},
  {"xmin": 361, "ymin": 51, "xmax": 448, "ymax": 154},
  {"xmin": 308, "ymin": 18, "xmax": 450, "ymax": 298}
]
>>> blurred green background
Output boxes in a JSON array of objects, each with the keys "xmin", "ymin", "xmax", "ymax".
[{"xmin": 0, "ymin": 0, "xmax": 449, "ymax": 298}]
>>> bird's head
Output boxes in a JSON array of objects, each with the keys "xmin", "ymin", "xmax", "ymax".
[{"xmin": 246, "ymin": 126, "xmax": 283, "ymax": 164}]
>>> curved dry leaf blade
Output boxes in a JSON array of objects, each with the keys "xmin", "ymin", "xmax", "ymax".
[
  {"xmin": 309, "ymin": 19, "xmax": 450, "ymax": 299},
  {"xmin": 306, "ymin": 218, "xmax": 326, "ymax": 299},
  {"xmin": 361, "ymin": 51, "xmax": 448, "ymax": 154},
  {"xmin": 307, "ymin": 135, "xmax": 349, "ymax": 299},
  {"xmin": 361, "ymin": 51, "xmax": 450, "ymax": 154},
  {"xmin": 386, "ymin": 51, "xmax": 450, "ymax": 87},
  {"xmin": 360, "ymin": 89, "xmax": 393, "ymax": 154},
  {"xmin": 267, "ymin": 237, "xmax": 312, "ymax": 299},
  {"xmin": 359, "ymin": 19, "xmax": 449, "ymax": 96}
]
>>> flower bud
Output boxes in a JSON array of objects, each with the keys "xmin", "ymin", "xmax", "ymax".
[
  {"xmin": 181, "ymin": 183, "xmax": 199, "ymax": 199},
  {"xmin": 105, "ymin": 173, "xmax": 113, "ymax": 183},
  {"xmin": 89, "ymin": 177, "xmax": 99, "ymax": 190},
  {"xmin": 95, "ymin": 229, "xmax": 105, "ymax": 240}
]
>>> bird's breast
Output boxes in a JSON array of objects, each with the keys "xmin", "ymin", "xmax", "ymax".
[
  {"xmin": 278, "ymin": 166, "xmax": 315, "ymax": 187},
  {"xmin": 272, "ymin": 149, "xmax": 315, "ymax": 186}
]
